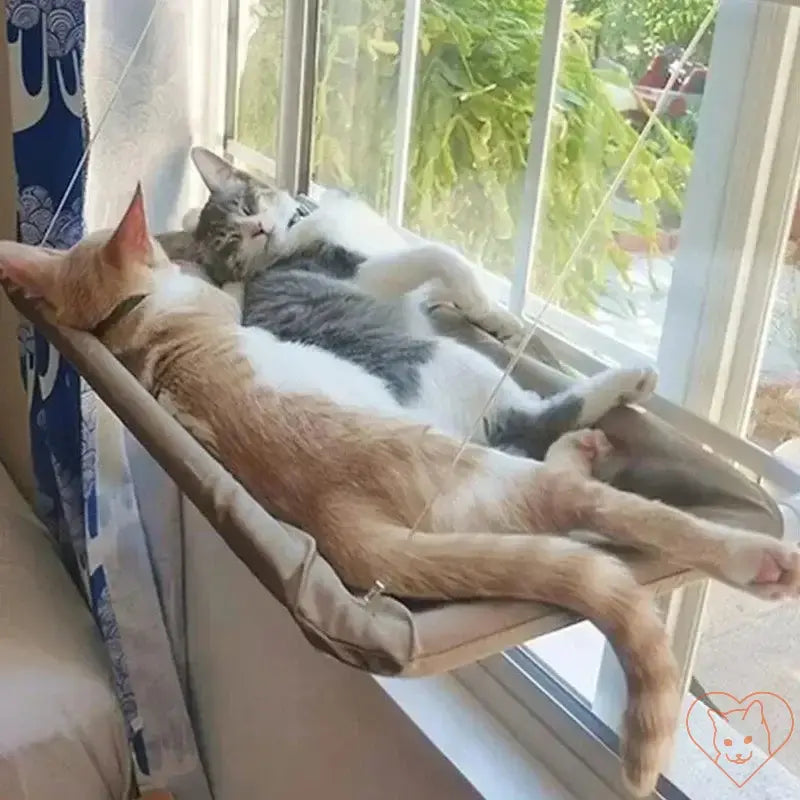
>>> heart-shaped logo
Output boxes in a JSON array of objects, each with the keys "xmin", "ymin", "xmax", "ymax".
[{"xmin": 685, "ymin": 692, "xmax": 795, "ymax": 787}]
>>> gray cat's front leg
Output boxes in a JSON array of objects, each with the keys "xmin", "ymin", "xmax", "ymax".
[
  {"xmin": 485, "ymin": 367, "xmax": 657, "ymax": 460},
  {"xmin": 354, "ymin": 243, "xmax": 472, "ymax": 298},
  {"xmin": 357, "ymin": 242, "xmax": 524, "ymax": 341}
]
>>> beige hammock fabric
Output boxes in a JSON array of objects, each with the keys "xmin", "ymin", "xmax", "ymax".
[{"xmin": 5, "ymin": 288, "xmax": 782, "ymax": 677}]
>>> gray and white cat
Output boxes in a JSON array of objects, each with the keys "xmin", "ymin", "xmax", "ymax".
[{"xmin": 171, "ymin": 146, "xmax": 657, "ymax": 459}]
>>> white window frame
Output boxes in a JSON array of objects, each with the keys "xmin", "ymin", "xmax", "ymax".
[
  {"xmin": 219, "ymin": 0, "xmax": 800, "ymax": 796},
  {"xmin": 387, "ymin": 0, "xmax": 422, "ymax": 225}
]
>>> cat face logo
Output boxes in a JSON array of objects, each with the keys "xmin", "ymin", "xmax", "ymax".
[
  {"xmin": 709, "ymin": 700, "xmax": 769, "ymax": 766},
  {"xmin": 685, "ymin": 692, "xmax": 795, "ymax": 787}
]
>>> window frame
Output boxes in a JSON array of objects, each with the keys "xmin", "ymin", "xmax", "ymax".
[
  {"xmin": 457, "ymin": 651, "xmax": 691, "ymax": 800},
  {"xmin": 509, "ymin": 0, "xmax": 568, "ymax": 315},
  {"xmin": 220, "ymin": 0, "xmax": 800, "ymax": 795},
  {"xmin": 275, "ymin": 0, "xmax": 320, "ymax": 194},
  {"xmin": 387, "ymin": 0, "xmax": 422, "ymax": 225}
]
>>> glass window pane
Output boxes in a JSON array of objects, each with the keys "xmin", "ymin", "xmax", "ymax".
[
  {"xmin": 531, "ymin": 0, "xmax": 715, "ymax": 358},
  {"xmin": 691, "ymin": 582, "xmax": 800, "ymax": 789},
  {"xmin": 234, "ymin": 0, "xmax": 286, "ymax": 159},
  {"xmin": 311, "ymin": 0, "xmax": 405, "ymax": 213},
  {"xmin": 748, "ymin": 197, "xmax": 800, "ymax": 452},
  {"xmin": 401, "ymin": 1, "xmax": 548, "ymax": 275},
  {"xmin": 686, "ymin": 183, "xmax": 800, "ymax": 789},
  {"xmin": 526, "ymin": 622, "xmax": 607, "ymax": 707},
  {"xmin": 513, "ymin": 1, "xmax": 800, "ymax": 795}
]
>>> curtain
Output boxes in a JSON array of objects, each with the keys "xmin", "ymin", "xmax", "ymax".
[
  {"xmin": 10, "ymin": 0, "xmax": 89, "ymax": 583},
  {"xmin": 9, "ymin": 0, "xmax": 213, "ymax": 795}
]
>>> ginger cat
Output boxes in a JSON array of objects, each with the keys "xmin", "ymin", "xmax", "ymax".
[{"xmin": 1, "ymin": 186, "xmax": 799, "ymax": 797}]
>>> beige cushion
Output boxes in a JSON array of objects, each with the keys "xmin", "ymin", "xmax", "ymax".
[
  {"xmin": 4, "ymin": 287, "xmax": 782, "ymax": 677},
  {"xmin": 0, "ymin": 460, "xmax": 129, "ymax": 799}
]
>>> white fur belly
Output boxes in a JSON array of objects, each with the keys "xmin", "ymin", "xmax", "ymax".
[
  {"xmin": 409, "ymin": 339, "xmax": 537, "ymax": 439},
  {"xmin": 237, "ymin": 327, "xmax": 405, "ymax": 416}
]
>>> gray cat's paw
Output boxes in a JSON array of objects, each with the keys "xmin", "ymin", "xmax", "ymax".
[
  {"xmin": 616, "ymin": 366, "xmax": 658, "ymax": 405},
  {"xmin": 577, "ymin": 366, "xmax": 658, "ymax": 425},
  {"xmin": 467, "ymin": 306, "xmax": 526, "ymax": 343},
  {"xmin": 427, "ymin": 276, "xmax": 492, "ymax": 318}
]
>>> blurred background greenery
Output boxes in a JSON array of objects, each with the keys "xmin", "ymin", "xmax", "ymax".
[{"xmin": 235, "ymin": 0, "xmax": 713, "ymax": 312}]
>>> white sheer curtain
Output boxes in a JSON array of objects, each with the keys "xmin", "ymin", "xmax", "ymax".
[
  {"xmin": 84, "ymin": 0, "xmax": 226, "ymax": 232},
  {"xmin": 80, "ymin": 0, "xmax": 228, "ymax": 794}
]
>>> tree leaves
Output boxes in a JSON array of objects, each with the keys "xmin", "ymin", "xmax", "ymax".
[{"xmin": 236, "ymin": 0, "xmax": 699, "ymax": 312}]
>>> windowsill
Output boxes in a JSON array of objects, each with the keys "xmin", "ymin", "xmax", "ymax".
[
  {"xmin": 379, "ymin": 650, "xmax": 800, "ymax": 800},
  {"xmin": 375, "ymin": 672, "xmax": 578, "ymax": 800}
]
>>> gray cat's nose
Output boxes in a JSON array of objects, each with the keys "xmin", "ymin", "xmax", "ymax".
[{"xmin": 245, "ymin": 220, "xmax": 266, "ymax": 238}]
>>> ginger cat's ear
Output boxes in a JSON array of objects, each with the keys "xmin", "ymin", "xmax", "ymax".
[
  {"xmin": 102, "ymin": 183, "xmax": 152, "ymax": 267},
  {"xmin": 0, "ymin": 241, "xmax": 63, "ymax": 299},
  {"xmin": 191, "ymin": 146, "xmax": 237, "ymax": 193}
]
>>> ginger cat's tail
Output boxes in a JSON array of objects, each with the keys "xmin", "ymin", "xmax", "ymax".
[{"xmin": 327, "ymin": 522, "xmax": 679, "ymax": 797}]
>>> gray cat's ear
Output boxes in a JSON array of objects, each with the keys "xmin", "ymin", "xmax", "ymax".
[{"xmin": 191, "ymin": 147, "xmax": 237, "ymax": 193}]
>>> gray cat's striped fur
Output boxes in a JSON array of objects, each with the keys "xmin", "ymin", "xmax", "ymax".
[{"xmin": 177, "ymin": 147, "xmax": 658, "ymax": 459}]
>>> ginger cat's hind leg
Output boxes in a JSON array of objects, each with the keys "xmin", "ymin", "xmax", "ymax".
[
  {"xmin": 539, "ymin": 428, "xmax": 800, "ymax": 600},
  {"xmin": 320, "ymin": 504, "xmax": 678, "ymax": 799},
  {"xmin": 545, "ymin": 427, "xmax": 614, "ymax": 474}
]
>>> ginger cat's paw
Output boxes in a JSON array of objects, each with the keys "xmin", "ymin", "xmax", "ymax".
[
  {"xmin": 545, "ymin": 428, "xmax": 613, "ymax": 474},
  {"xmin": 719, "ymin": 535, "xmax": 800, "ymax": 600}
]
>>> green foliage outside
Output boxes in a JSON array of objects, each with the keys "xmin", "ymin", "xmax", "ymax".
[
  {"xmin": 572, "ymin": 0, "xmax": 715, "ymax": 78},
  {"xmin": 236, "ymin": 0, "xmax": 713, "ymax": 313}
]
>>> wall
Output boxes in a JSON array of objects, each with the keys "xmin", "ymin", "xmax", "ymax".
[
  {"xmin": 0, "ymin": 26, "xmax": 33, "ymax": 502},
  {"xmin": 183, "ymin": 500, "xmax": 480, "ymax": 800}
]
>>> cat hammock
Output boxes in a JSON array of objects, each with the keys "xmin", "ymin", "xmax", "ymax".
[{"xmin": 4, "ymin": 284, "xmax": 782, "ymax": 677}]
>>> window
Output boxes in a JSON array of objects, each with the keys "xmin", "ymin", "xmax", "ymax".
[
  {"xmin": 222, "ymin": 0, "xmax": 800, "ymax": 797},
  {"xmin": 311, "ymin": 0, "xmax": 406, "ymax": 216},
  {"xmin": 227, "ymin": 0, "xmax": 286, "ymax": 166},
  {"xmin": 748, "ymin": 186, "xmax": 800, "ymax": 454},
  {"xmin": 688, "ymin": 175, "xmax": 800, "ymax": 790}
]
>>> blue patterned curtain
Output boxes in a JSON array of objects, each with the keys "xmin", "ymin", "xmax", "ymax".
[
  {"xmin": 9, "ymin": 0, "xmax": 88, "ymax": 580},
  {"xmin": 8, "ymin": 2, "xmax": 210, "ymax": 796}
]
